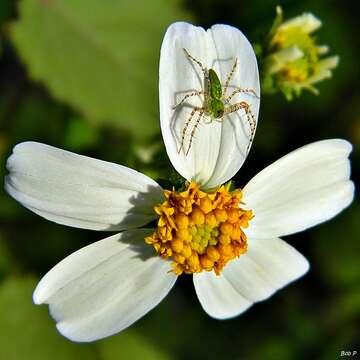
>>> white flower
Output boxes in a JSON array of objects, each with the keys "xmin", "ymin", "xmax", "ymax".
[
  {"xmin": 4, "ymin": 22, "xmax": 354, "ymax": 343},
  {"xmin": 5, "ymin": 139, "xmax": 354, "ymax": 341}
]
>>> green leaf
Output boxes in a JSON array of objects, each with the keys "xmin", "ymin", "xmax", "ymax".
[
  {"xmin": 10, "ymin": 0, "xmax": 192, "ymax": 138},
  {"xmin": 64, "ymin": 116, "xmax": 99, "ymax": 151},
  {"xmin": 312, "ymin": 204, "xmax": 360, "ymax": 288},
  {"xmin": 0, "ymin": 0, "xmax": 12, "ymax": 25},
  {"xmin": 0, "ymin": 276, "xmax": 174, "ymax": 359},
  {"xmin": 328, "ymin": 287, "xmax": 360, "ymax": 326},
  {"xmin": 99, "ymin": 330, "xmax": 173, "ymax": 360},
  {"xmin": 0, "ymin": 237, "xmax": 16, "ymax": 278},
  {"xmin": 0, "ymin": 276, "xmax": 97, "ymax": 360}
]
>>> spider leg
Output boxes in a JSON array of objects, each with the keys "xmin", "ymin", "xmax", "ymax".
[
  {"xmin": 173, "ymin": 91, "xmax": 205, "ymax": 108},
  {"xmin": 182, "ymin": 48, "xmax": 211, "ymax": 105},
  {"xmin": 178, "ymin": 107, "xmax": 203, "ymax": 154},
  {"xmin": 183, "ymin": 48, "xmax": 207, "ymax": 75},
  {"xmin": 224, "ymin": 87, "xmax": 259, "ymax": 104},
  {"xmin": 186, "ymin": 109, "xmax": 205, "ymax": 155},
  {"xmin": 223, "ymin": 58, "xmax": 238, "ymax": 97},
  {"xmin": 223, "ymin": 101, "xmax": 256, "ymax": 154}
]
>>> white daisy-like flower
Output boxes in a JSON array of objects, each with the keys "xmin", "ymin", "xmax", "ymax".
[{"xmin": 4, "ymin": 22, "xmax": 354, "ymax": 343}]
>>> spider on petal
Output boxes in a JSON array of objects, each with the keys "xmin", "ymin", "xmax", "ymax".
[{"xmin": 174, "ymin": 48, "xmax": 259, "ymax": 155}]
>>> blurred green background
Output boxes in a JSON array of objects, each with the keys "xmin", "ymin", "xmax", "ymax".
[{"xmin": 0, "ymin": 0, "xmax": 359, "ymax": 359}]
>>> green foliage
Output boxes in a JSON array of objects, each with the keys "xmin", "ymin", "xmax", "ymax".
[
  {"xmin": 0, "ymin": 276, "xmax": 173, "ymax": 360},
  {"xmin": 0, "ymin": 277, "xmax": 97, "ymax": 360},
  {"xmin": 10, "ymin": 0, "xmax": 191, "ymax": 138},
  {"xmin": 99, "ymin": 331, "xmax": 172, "ymax": 360},
  {"xmin": 0, "ymin": 238, "xmax": 16, "ymax": 279},
  {"xmin": 313, "ymin": 205, "xmax": 360, "ymax": 288},
  {"xmin": 64, "ymin": 116, "xmax": 99, "ymax": 151},
  {"xmin": 0, "ymin": 0, "xmax": 12, "ymax": 25}
]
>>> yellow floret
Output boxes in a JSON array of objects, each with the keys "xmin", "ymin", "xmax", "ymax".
[
  {"xmin": 205, "ymin": 212, "xmax": 218, "ymax": 228},
  {"xmin": 199, "ymin": 197, "xmax": 213, "ymax": 214},
  {"xmin": 181, "ymin": 244, "xmax": 192, "ymax": 258},
  {"xmin": 175, "ymin": 214, "xmax": 189, "ymax": 229},
  {"xmin": 220, "ymin": 222, "xmax": 233, "ymax": 236},
  {"xmin": 190, "ymin": 207, "xmax": 205, "ymax": 225},
  {"xmin": 200, "ymin": 255, "xmax": 214, "ymax": 271},
  {"xmin": 206, "ymin": 246, "xmax": 220, "ymax": 262},
  {"xmin": 214, "ymin": 208, "xmax": 228, "ymax": 223},
  {"xmin": 171, "ymin": 238, "xmax": 184, "ymax": 253}
]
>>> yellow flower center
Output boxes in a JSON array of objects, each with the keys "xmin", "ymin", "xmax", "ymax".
[{"xmin": 145, "ymin": 182, "xmax": 253, "ymax": 275}]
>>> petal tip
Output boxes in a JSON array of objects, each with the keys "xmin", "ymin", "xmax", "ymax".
[
  {"xmin": 56, "ymin": 322, "xmax": 88, "ymax": 343},
  {"xmin": 32, "ymin": 286, "xmax": 43, "ymax": 305},
  {"xmin": 33, "ymin": 276, "xmax": 50, "ymax": 305}
]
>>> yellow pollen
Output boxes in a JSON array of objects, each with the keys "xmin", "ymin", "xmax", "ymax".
[{"xmin": 145, "ymin": 181, "xmax": 253, "ymax": 275}]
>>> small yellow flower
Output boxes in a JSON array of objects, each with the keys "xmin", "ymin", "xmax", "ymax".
[{"xmin": 262, "ymin": 6, "xmax": 339, "ymax": 100}]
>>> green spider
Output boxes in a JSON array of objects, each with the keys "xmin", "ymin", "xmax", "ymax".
[{"xmin": 174, "ymin": 48, "xmax": 259, "ymax": 155}]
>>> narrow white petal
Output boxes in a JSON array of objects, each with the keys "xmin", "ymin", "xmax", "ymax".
[
  {"xmin": 243, "ymin": 139, "xmax": 355, "ymax": 238},
  {"xmin": 5, "ymin": 142, "xmax": 163, "ymax": 231},
  {"xmin": 33, "ymin": 230, "xmax": 177, "ymax": 342},
  {"xmin": 193, "ymin": 237, "xmax": 309, "ymax": 319},
  {"xmin": 267, "ymin": 45, "xmax": 304, "ymax": 74},
  {"xmin": 279, "ymin": 13, "xmax": 322, "ymax": 34},
  {"xmin": 159, "ymin": 22, "xmax": 260, "ymax": 189}
]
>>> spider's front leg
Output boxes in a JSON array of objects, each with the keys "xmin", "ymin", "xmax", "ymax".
[
  {"xmin": 178, "ymin": 106, "xmax": 204, "ymax": 155},
  {"xmin": 183, "ymin": 48, "xmax": 207, "ymax": 75},
  {"xmin": 223, "ymin": 58, "xmax": 238, "ymax": 97}
]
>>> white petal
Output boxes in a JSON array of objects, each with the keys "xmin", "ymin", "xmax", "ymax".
[
  {"xmin": 317, "ymin": 55, "xmax": 339, "ymax": 70},
  {"xmin": 267, "ymin": 45, "xmax": 304, "ymax": 74},
  {"xmin": 33, "ymin": 229, "xmax": 177, "ymax": 342},
  {"xmin": 243, "ymin": 139, "xmax": 355, "ymax": 238},
  {"xmin": 159, "ymin": 22, "xmax": 260, "ymax": 189},
  {"xmin": 5, "ymin": 142, "xmax": 163, "ymax": 231},
  {"xmin": 279, "ymin": 13, "xmax": 322, "ymax": 34},
  {"xmin": 193, "ymin": 237, "xmax": 309, "ymax": 319}
]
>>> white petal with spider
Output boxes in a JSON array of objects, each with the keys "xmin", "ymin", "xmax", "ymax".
[{"xmin": 160, "ymin": 22, "xmax": 260, "ymax": 189}]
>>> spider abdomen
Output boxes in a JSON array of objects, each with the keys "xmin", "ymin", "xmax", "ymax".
[
  {"xmin": 208, "ymin": 69, "xmax": 222, "ymax": 100},
  {"xmin": 210, "ymin": 99, "xmax": 225, "ymax": 118}
]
